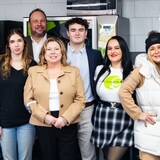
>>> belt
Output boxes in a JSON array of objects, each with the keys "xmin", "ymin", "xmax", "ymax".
[
  {"xmin": 85, "ymin": 100, "xmax": 96, "ymax": 108},
  {"xmin": 100, "ymin": 101, "xmax": 123, "ymax": 109}
]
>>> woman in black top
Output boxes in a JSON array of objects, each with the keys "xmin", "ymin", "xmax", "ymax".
[{"xmin": 0, "ymin": 28, "xmax": 36, "ymax": 160}]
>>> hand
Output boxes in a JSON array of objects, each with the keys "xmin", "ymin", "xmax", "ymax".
[
  {"xmin": 139, "ymin": 112, "xmax": 157, "ymax": 127},
  {"xmin": 54, "ymin": 117, "xmax": 67, "ymax": 129},
  {"xmin": 44, "ymin": 114, "xmax": 57, "ymax": 125}
]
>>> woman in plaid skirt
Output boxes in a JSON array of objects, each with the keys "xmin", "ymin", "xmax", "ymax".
[{"xmin": 91, "ymin": 36, "xmax": 134, "ymax": 160}]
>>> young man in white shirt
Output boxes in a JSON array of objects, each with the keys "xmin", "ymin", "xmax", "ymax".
[{"xmin": 65, "ymin": 17, "xmax": 103, "ymax": 160}]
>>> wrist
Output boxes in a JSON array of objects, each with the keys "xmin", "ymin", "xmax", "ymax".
[
  {"xmin": 61, "ymin": 117, "xmax": 68, "ymax": 125},
  {"xmin": 44, "ymin": 114, "xmax": 52, "ymax": 125}
]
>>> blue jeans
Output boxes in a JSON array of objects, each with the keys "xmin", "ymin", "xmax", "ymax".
[{"xmin": 1, "ymin": 123, "xmax": 35, "ymax": 160}]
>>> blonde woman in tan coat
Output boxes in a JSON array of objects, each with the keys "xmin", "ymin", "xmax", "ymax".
[
  {"xmin": 119, "ymin": 31, "xmax": 160, "ymax": 160},
  {"xmin": 24, "ymin": 37, "xmax": 85, "ymax": 160}
]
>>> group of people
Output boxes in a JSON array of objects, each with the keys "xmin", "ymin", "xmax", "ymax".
[{"xmin": 0, "ymin": 7, "xmax": 160, "ymax": 160}]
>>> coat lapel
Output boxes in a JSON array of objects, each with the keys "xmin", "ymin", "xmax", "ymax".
[{"xmin": 86, "ymin": 48, "xmax": 94, "ymax": 78}]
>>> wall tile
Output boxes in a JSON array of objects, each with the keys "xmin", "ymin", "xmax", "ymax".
[
  {"xmin": 152, "ymin": 17, "xmax": 160, "ymax": 32},
  {"xmin": 22, "ymin": 0, "xmax": 53, "ymax": 3},
  {"xmin": 129, "ymin": 35, "xmax": 135, "ymax": 52},
  {"xmin": 130, "ymin": 18, "xmax": 152, "ymax": 35},
  {"xmin": 36, "ymin": 3, "xmax": 66, "ymax": 16},
  {"xmin": 135, "ymin": 0, "xmax": 160, "ymax": 17},
  {"xmin": 0, "ymin": 0, "xmax": 22, "ymax": 4},
  {"xmin": 0, "ymin": 1, "xmax": 66, "ymax": 21},
  {"xmin": 52, "ymin": 0, "xmax": 66, "ymax": 3},
  {"xmin": 134, "ymin": 35, "xmax": 147, "ymax": 52},
  {"xmin": 0, "ymin": 4, "xmax": 36, "ymax": 21},
  {"xmin": 122, "ymin": 0, "xmax": 135, "ymax": 18}
]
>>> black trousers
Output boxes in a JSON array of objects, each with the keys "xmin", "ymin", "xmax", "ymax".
[{"xmin": 36, "ymin": 123, "xmax": 81, "ymax": 160}]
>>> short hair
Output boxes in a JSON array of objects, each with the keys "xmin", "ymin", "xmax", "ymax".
[
  {"xmin": 29, "ymin": 8, "xmax": 47, "ymax": 22},
  {"xmin": 65, "ymin": 17, "xmax": 89, "ymax": 31},
  {"xmin": 39, "ymin": 37, "xmax": 68, "ymax": 66}
]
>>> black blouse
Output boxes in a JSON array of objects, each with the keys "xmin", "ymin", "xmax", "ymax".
[{"xmin": 0, "ymin": 60, "xmax": 36, "ymax": 128}]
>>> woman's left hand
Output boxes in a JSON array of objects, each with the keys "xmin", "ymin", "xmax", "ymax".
[
  {"xmin": 53, "ymin": 117, "xmax": 67, "ymax": 129},
  {"xmin": 139, "ymin": 112, "xmax": 157, "ymax": 127}
]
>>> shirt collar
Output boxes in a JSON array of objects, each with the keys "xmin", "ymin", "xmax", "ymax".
[
  {"xmin": 68, "ymin": 43, "xmax": 86, "ymax": 54},
  {"xmin": 34, "ymin": 65, "xmax": 72, "ymax": 80},
  {"xmin": 31, "ymin": 34, "xmax": 47, "ymax": 44}
]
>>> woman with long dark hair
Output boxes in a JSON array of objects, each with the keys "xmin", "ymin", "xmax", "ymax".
[
  {"xmin": 0, "ymin": 28, "xmax": 36, "ymax": 160},
  {"xmin": 91, "ymin": 36, "xmax": 133, "ymax": 160}
]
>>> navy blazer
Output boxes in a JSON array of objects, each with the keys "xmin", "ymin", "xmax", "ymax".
[
  {"xmin": 86, "ymin": 47, "xmax": 104, "ymax": 99},
  {"xmin": 25, "ymin": 36, "xmax": 35, "ymax": 58}
]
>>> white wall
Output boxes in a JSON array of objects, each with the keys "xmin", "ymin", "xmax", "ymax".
[
  {"xmin": 1, "ymin": 0, "xmax": 160, "ymax": 52},
  {"xmin": 0, "ymin": 0, "xmax": 67, "ymax": 21},
  {"xmin": 122, "ymin": 0, "xmax": 160, "ymax": 52}
]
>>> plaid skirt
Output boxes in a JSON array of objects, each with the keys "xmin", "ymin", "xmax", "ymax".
[{"xmin": 91, "ymin": 102, "xmax": 133, "ymax": 149}]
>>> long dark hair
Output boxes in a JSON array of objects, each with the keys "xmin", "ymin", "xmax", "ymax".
[
  {"xmin": 95, "ymin": 36, "xmax": 133, "ymax": 84},
  {"xmin": 0, "ymin": 28, "xmax": 32, "ymax": 79}
]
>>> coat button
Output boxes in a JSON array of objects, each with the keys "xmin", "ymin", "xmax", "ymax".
[
  {"xmin": 61, "ymin": 104, "xmax": 64, "ymax": 108},
  {"xmin": 58, "ymin": 80, "xmax": 60, "ymax": 83},
  {"xmin": 60, "ymin": 91, "xmax": 63, "ymax": 95}
]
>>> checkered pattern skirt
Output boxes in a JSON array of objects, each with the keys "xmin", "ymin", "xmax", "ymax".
[{"xmin": 91, "ymin": 102, "xmax": 133, "ymax": 149}]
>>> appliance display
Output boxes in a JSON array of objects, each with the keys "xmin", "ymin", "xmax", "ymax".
[{"xmin": 97, "ymin": 15, "xmax": 129, "ymax": 55}]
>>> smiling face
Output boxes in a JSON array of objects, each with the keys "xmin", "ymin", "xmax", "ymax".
[
  {"xmin": 107, "ymin": 39, "xmax": 122, "ymax": 64},
  {"xmin": 148, "ymin": 43, "xmax": 160, "ymax": 64},
  {"xmin": 44, "ymin": 41, "xmax": 62, "ymax": 65},
  {"xmin": 29, "ymin": 11, "xmax": 47, "ymax": 38},
  {"xmin": 67, "ymin": 23, "xmax": 87, "ymax": 45},
  {"xmin": 9, "ymin": 33, "xmax": 24, "ymax": 56}
]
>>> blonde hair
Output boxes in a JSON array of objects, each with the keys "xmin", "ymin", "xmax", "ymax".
[
  {"xmin": 1, "ymin": 28, "xmax": 32, "ymax": 79},
  {"xmin": 39, "ymin": 37, "xmax": 68, "ymax": 66}
]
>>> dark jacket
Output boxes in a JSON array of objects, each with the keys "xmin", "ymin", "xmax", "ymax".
[
  {"xmin": 85, "ymin": 48, "xmax": 104, "ymax": 99},
  {"xmin": 25, "ymin": 35, "xmax": 68, "ymax": 59}
]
